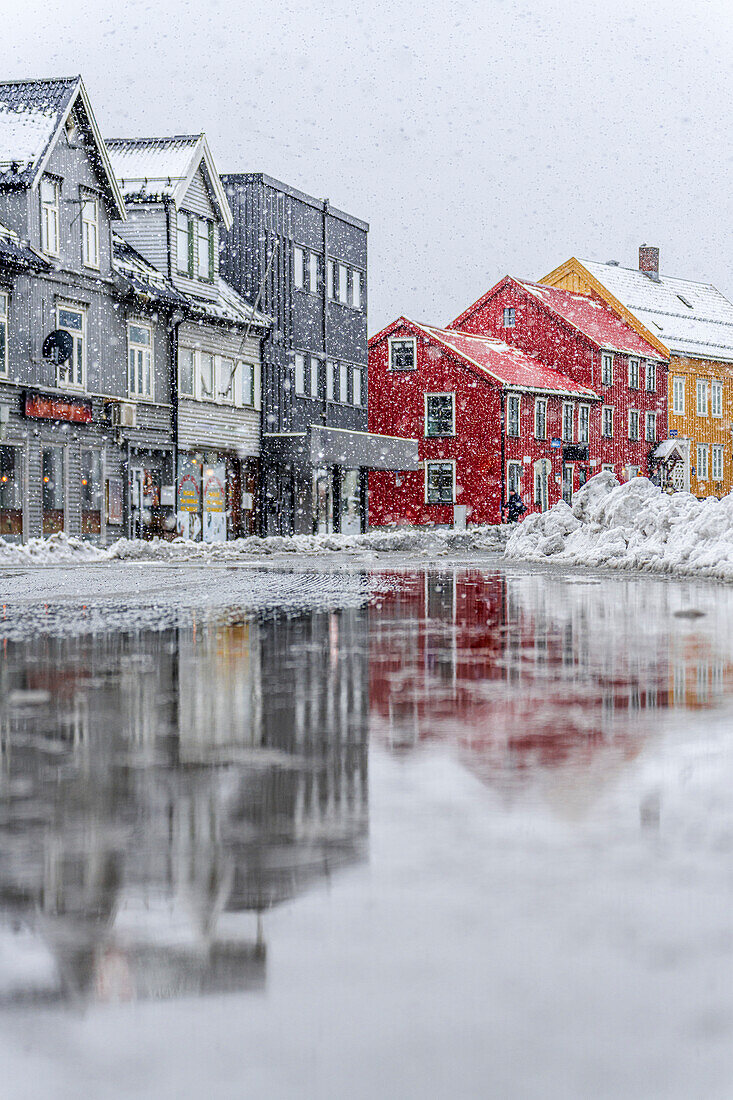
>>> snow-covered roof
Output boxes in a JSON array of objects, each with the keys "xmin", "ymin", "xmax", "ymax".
[
  {"xmin": 518, "ymin": 280, "xmax": 666, "ymax": 360},
  {"xmin": 579, "ymin": 258, "xmax": 733, "ymax": 363},
  {"xmin": 186, "ymin": 277, "xmax": 270, "ymax": 330},
  {"xmin": 112, "ymin": 233, "xmax": 186, "ymax": 307},
  {"xmin": 384, "ymin": 320, "xmax": 599, "ymax": 399},
  {"xmin": 106, "ymin": 135, "xmax": 233, "ymax": 229},
  {"xmin": 0, "ymin": 77, "xmax": 126, "ymax": 219},
  {"xmin": 0, "ymin": 217, "xmax": 48, "ymax": 271}
]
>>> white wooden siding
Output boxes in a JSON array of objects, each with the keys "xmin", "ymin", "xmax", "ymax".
[{"xmin": 178, "ymin": 400, "xmax": 260, "ymax": 455}]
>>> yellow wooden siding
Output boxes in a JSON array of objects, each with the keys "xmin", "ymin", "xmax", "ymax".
[{"xmin": 669, "ymin": 357, "xmax": 733, "ymax": 498}]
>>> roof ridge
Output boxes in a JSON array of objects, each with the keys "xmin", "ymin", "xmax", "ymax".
[
  {"xmin": 0, "ymin": 76, "xmax": 79, "ymax": 86},
  {"xmin": 107, "ymin": 135, "xmax": 201, "ymax": 146},
  {"xmin": 581, "ymin": 258, "xmax": 719, "ymax": 292}
]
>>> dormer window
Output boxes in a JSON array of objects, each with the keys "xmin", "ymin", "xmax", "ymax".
[
  {"xmin": 81, "ymin": 194, "xmax": 99, "ymax": 269},
  {"xmin": 389, "ymin": 337, "xmax": 416, "ymax": 370},
  {"xmin": 40, "ymin": 177, "xmax": 60, "ymax": 257},
  {"xmin": 176, "ymin": 211, "xmax": 193, "ymax": 276},
  {"xmin": 196, "ymin": 218, "xmax": 214, "ymax": 281}
]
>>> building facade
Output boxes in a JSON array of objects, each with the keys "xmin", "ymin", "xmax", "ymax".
[{"xmin": 220, "ymin": 174, "xmax": 416, "ymax": 535}]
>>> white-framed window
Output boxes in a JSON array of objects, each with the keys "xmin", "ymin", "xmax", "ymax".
[
  {"xmin": 56, "ymin": 303, "xmax": 85, "ymax": 389},
  {"xmin": 602, "ymin": 405, "xmax": 613, "ymax": 437},
  {"xmin": 628, "ymin": 358, "xmax": 640, "ymax": 389},
  {"xmin": 578, "ymin": 404, "xmax": 589, "ymax": 443},
  {"xmin": 712, "ymin": 444, "xmax": 724, "ymax": 481},
  {"xmin": 339, "ymin": 361, "xmax": 348, "ymax": 404},
  {"xmin": 198, "ymin": 351, "xmax": 215, "ymax": 400},
  {"xmin": 294, "ymin": 246, "xmax": 305, "ymax": 290},
  {"xmin": 81, "ymin": 194, "xmax": 99, "ymax": 269},
  {"xmin": 506, "ymin": 394, "xmax": 520, "ymax": 437},
  {"xmin": 425, "ymin": 460, "xmax": 455, "ymax": 504},
  {"xmin": 697, "ymin": 443, "xmax": 709, "ymax": 480},
  {"xmin": 327, "ymin": 260, "xmax": 336, "ymax": 300},
  {"xmin": 507, "ymin": 460, "xmax": 522, "ymax": 496},
  {"xmin": 673, "ymin": 375, "xmax": 685, "ymax": 414},
  {"xmin": 389, "ymin": 337, "xmax": 416, "ymax": 370},
  {"xmin": 196, "ymin": 218, "xmax": 213, "ymax": 281},
  {"xmin": 127, "ymin": 321, "xmax": 153, "ymax": 398},
  {"xmin": 178, "ymin": 347, "xmax": 195, "ymax": 396},
  {"xmin": 645, "ymin": 361, "xmax": 656, "ymax": 392},
  {"xmin": 645, "ymin": 411, "xmax": 657, "ymax": 442},
  {"xmin": 294, "ymin": 352, "xmax": 306, "ymax": 396},
  {"xmin": 217, "ymin": 356, "xmax": 236, "ymax": 404},
  {"xmin": 562, "ymin": 402, "xmax": 574, "ymax": 442},
  {"xmin": 326, "ymin": 359, "xmax": 336, "ymax": 401},
  {"xmin": 310, "ymin": 356, "xmax": 321, "ymax": 399},
  {"xmin": 338, "ymin": 263, "xmax": 348, "ymax": 304},
  {"xmin": 40, "ymin": 177, "xmax": 60, "ymax": 256},
  {"xmin": 696, "ymin": 379, "xmax": 709, "ymax": 416},
  {"xmin": 0, "ymin": 291, "xmax": 7, "ymax": 377},
  {"xmin": 308, "ymin": 252, "xmax": 319, "ymax": 293},
  {"xmin": 628, "ymin": 409, "xmax": 640, "ymax": 441},
  {"xmin": 176, "ymin": 211, "xmax": 192, "ymax": 275},
  {"xmin": 352, "ymin": 270, "xmax": 362, "ymax": 309},
  {"xmin": 534, "ymin": 398, "xmax": 547, "ymax": 439},
  {"xmin": 711, "ymin": 380, "xmax": 723, "ymax": 417},
  {"xmin": 240, "ymin": 361, "xmax": 256, "ymax": 407},
  {"xmin": 601, "ymin": 352, "xmax": 613, "ymax": 385},
  {"xmin": 502, "ymin": 307, "xmax": 515, "ymax": 328},
  {"xmin": 352, "ymin": 366, "xmax": 363, "ymax": 407},
  {"xmin": 425, "ymin": 393, "xmax": 454, "ymax": 437},
  {"xmin": 602, "ymin": 463, "xmax": 614, "ymax": 473}
]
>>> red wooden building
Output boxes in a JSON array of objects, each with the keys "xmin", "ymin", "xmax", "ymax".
[
  {"xmin": 367, "ymin": 317, "xmax": 599, "ymax": 527},
  {"xmin": 451, "ymin": 277, "xmax": 668, "ymax": 491}
]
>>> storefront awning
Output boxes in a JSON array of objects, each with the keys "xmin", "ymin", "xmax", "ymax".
[{"xmin": 263, "ymin": 427, "xmax": 419, "ymax": 470}]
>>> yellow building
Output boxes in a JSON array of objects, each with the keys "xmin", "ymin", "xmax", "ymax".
[{"xmin": 541, "ymin": 247, "xmax": 733, "ymax": 497}]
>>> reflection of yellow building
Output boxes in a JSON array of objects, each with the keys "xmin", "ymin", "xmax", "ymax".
[{"xmin": 542, "ymin": 249, "xmax": 733, "ymax": 498}]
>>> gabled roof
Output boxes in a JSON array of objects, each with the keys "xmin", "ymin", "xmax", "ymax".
[
  {"xmin": 372, "ymin": 318, "xmax": 599, "ymax": 399},
  {"xmin": 0, "ymin": 218, "xmax": 48, "ymax": 271},
  {"xmin": 0, "ymin": 77, "xmax": 126, "ymax": 220},
  {"xmin": 542, "ymin": 256, "xmax": 733, "ymax": 364},
  {"xmin": 106, "ymin": 135, "xmax": 233, "ymax": 229},
  {"xmin": 112, "ymin": 233, "xmax": 186, "ymax": 308},
  {"xmin": 186, "ymin": 277, "xmax": 270, "ymax": 330}
]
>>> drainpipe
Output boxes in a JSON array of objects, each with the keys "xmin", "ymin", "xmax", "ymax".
[{"xmin": 500, "ymin": 390, "xmax": 506, "ymax": 523}]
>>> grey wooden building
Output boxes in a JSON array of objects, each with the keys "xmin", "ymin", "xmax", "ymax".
[
  {"xmin": 0, "ymin": 76, "xmax": 180, "ymax": 544},
  {"xmin": 220, "ymin": 174, "xmax": 416, "ymax": 535}
]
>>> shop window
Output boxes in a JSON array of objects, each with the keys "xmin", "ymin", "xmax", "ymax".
[
  {"xmin": 0, "ymin": 446, "xmax": 22, "ymax": 541},
  {"xmin": 81, "ymin": 449, "xmax": 102, "ymax": 537},
  {"xmin": 340, "ymin": 469, "xmax": 361, "ymax": 535},
  {"xmin": 42, "ymin": 447, "xmax": 65, "ymax": 535},
  {"xmin": 128, "ymin": 322, "xmax": 153, "ymax": 398},
  {"xmin": 56, "ymin": 304, "xmax": 85, "ymax": 389},
  {"xmin": 178, "ymin": 347, "xmax": 195, "ymax": 397}
]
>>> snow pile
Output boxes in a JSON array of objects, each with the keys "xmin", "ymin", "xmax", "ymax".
[
  {"xmin": 0, "ymin": 531, "xmax": 107, "ymax": 565},
  {"xmin": 506, "ymin": 472, "xmax": 733, "ymax": 580}
]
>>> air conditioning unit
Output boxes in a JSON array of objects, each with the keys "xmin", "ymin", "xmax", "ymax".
[{"xmin": 109, "ymin": 401, "xmax": 137, "ymax": 428}]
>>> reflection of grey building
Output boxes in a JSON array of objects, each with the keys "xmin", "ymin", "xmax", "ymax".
[{"xmin": 0, "ymin": 606, "xmax": 369, "ymax": 1005}]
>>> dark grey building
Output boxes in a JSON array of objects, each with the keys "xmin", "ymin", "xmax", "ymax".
[{"xmin": 220, "ymin": 174, "xmax": 416, "ymax": 535}]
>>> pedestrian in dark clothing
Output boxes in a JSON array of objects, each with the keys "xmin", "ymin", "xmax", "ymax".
[{"xmin": 506, "ymin": 491, "xmax": 526, "ymax": 523}]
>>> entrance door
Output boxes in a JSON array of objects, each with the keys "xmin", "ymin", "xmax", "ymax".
[
  {"xmin": 533, "ymin": 459, "xmax": 551, "ymax": 513},
  {"xmin": 562, "ymin": 463, "xmax": 573, "ymax": 505},
  {"xmin": 130, "ymin": 467, "xmax": 144, "ymax": 539},
  {"xmin": 340, "ymin": 468, "xmax": 361, "ymax": 535},
  {"xmin": 313, "ymin": 467, "xmax": 334, "ymax": 534}
]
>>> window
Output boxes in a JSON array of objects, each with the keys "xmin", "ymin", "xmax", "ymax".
[
  {"xmin": 340, "ymin": 362, "xmax": 348, "ymax": 403},
  {"xmin": 0, "ymin": 446, "xmax": 23, "ymax": 541},
  {"xmin": 40, "ymin": 177, "xmax": 60, "ymax": 256},
  {"xmin": 645, "ymin": 411, "xmax": 657, "ymax": 442},
  {"xmin": 128, "ymin": 322, "xmax": 153, "ymax": 398},
  {"xmin": 42, "ymin": 447, "xmax": 65, "ymax": 535},
  {"xmin": 310, "ymin": 356, "xmax": 321, "ymax": 399},
  {"xmin": 628, "ymin": 358, "xmax": 640, "ymax": 389},
  {"xmin": 534, "ymin": 398, "xmax": 547, "ymax": 439},
  {"xmin": 602, "ymin": 406, "xmax": 613, "ymax": 437},
  {"xmin": 352, "ymin": 270, "xmax": 362, "ymax": 309},
  {"xmin": 697, "ymin": 379, "xmax": 709, "ymax": 416},
  {"xmin": 712, "ymin": 380, "xmax": 723, "ymax": 417},
  {"xmin": 0, "ymin": 291, "xmax": 7, "ymax": 377},
  {"xmin": 308, "ymin": 252, "xmax": 319, "ymax": 293},
  {"xmin": 602, "ymin": 463, "xmax": 614, "ymax": 473},
  {"xmin": 601, "ymin": 353, "xmax": 613, "ymax": 386},
  {"xmin": 81, "ymin": 195, "xmax": 99, "ymax": 269},
  {"xmin": 56, "ymin": 304, "xmax": 85, "ymax": 388},
  {"xmin": 562, "ymin": 464, "xmax": 573, "ymax": 504},
  {"xmin": 506, "ymin": 394, "xmax": 520, "ymax": 437},
  {"xmin": 240, "ymin": 362, "xmax": 255, "ymax": 406},
  {"xmin": 578, "ymin": 404, "xmax": 589, "ymax": 444},
  {"xmin": 338, "ymin": 263, "xmax": 348, "ymax": 304},
  {"xmin": 176, "ymin": 211, "xmax": 193, "ymax": 276},
  {"xmin": 326, "ymin": 359, "xmax": 336, "ymax": 401},
  {"xmin": 198, "ymin": 351, "xmax": 214, "ymax": 400},
  {"xmin": 425, "ymin": 394, "xmax": 454, "ymax": 437},
  {"xmin": 217, "ymin": 356, "xmax": 236, "ymax": 404},
  {"xmin": 645, "ymin": 361, "xmax": 656, "ymax": 392},
  {"xmin": 628, "ymin": 409, "xmax": 640, "ymax": 441},
  {"xmin": 294, "ymin": 352, "xmax": 306, "ymax": 395},
  {"xmin": 507, "ymin": 461, "xmax": 522, "ymax": 496},
  {"xmin": 178, "ymin": 347, "xmax": 195, "ymax": 396},
  {"xmin": 294, "ymin": 246, "xmax": 305, "ymax": 289},
  {"xmin": 697, "ymin": 443, "xmax": 709, "ymax": 480},
  {"xmin": 389, "ymin": 337, "xmax": 416, "ymax": 370},
  {"xmin": 196, "ymin": 219, "xmax": 213, "ymax": 280},
  {"xmin": 426, "ymin": 461, "xmax": 454, "ymax": 504},
  {"xmin": 712, "ymin": 444, "xmax": 724, "ymax": 481},
  {"xmin": 327, "ymin": 260, "xmax": 336, "ymax": 300},
  {"xmin": 352, "ymin": 366, "xmax": 363, "ymax": 407},
  {"xmin": 562, "ymin": 403, "xmax": 574, "ymax": 442},
  {"xmin": 502, "ymin": 307, "xmax": 515, "ymax": 328},
  {"xmin": 673, "ymin": 376, "xmax": 685, "ymax": 414}
]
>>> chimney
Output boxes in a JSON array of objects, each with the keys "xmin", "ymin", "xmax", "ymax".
[{"xmin": 639, "ymin": 244, "xmax": 660, "ymax": 282}]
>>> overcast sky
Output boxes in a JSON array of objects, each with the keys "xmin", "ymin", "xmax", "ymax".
[{"xmin": 5, "ymin": 0, "xmax": 733, "ymax": 331}]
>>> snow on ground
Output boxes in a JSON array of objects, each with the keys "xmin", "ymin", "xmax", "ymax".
[{"xmin": 506, "ymin": 472, "xmax": 733, "ymax": 581}]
